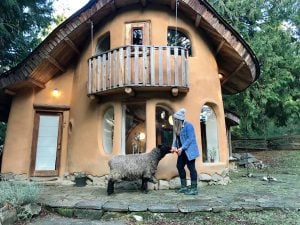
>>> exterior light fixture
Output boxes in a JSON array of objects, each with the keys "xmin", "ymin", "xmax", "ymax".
[{"xmin": 52, "ymin": 88, "xmax": 61, "ymax": 97}]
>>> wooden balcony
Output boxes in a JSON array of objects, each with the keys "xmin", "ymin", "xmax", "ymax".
[{"xmin": 87, "ymin": 45, "xmax": 189, "ymax": 97}]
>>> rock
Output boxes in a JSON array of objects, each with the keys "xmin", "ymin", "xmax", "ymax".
[
  {"xmin": 211, "ymin": 174, "xmax": 223, "ymax": 182},
  {"xmin": 169, "ymin": 177, "xmax": 181, "ymax": 189},
  {"xmin": 198, "ymin": 173, "xmax": 212, "ymax": 181},
  {"xmin": 158, "ymin": 180, "xmax": 169, "ymax": 190},
  {"xmin": 147, "ymin": 182, "xmax": 158, "ymax": 190},
  {"xmin": 0, "ymin": 208, "xmax": 17, "ymax": 225},
  {"xmin": 17, "ymin": 203, "xmax": 41, "ymax": 220},
  {"xmin": 132, "ymin": 215, "xmax": 143, "ymax": 221}
]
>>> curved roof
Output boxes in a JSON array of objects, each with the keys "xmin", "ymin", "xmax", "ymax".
[{"xmin": 0, "ymin": 0, "xmax": 260, "ymax": 95}]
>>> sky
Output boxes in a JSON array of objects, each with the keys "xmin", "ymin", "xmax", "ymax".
[{"xmin": 53, "ymin": 0, "xmax": 90, "ymax": 17}]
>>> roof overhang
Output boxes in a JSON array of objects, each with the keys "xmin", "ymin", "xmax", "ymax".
[{"xmin": 0, "ymin": 0, "xmax": 260, "ymax": 96}]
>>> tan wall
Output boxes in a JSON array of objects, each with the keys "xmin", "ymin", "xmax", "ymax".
[
  {"xmin": 1, "ymin": 88, "xmax": 35, "ymax": 174},
  {"xmin": 67, "ymin": 6, "xmax": 228, "ymax": 178},
  {"xmin": 2, "ymin": 5, "xmax": 229, "ymax": 178},
  {"xmin": 1, "ymin": 69, "xmax": 74, "ymax": 176}
]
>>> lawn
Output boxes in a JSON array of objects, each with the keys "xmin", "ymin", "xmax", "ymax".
[{"xmin": 125, "ymin": 150, "xmax": 300, "ymax": 225}]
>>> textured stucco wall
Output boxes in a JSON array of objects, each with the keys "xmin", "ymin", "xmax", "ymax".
[{"xmin": 2, "ymin": 5, "xmax": 229, "ymax": 178}]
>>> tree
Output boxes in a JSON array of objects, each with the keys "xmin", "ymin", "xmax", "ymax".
[
  {"xmin": 208, "ymin": 0, "xmax": 300, "ymax": 137},
  {"xmin": 0, "ymin": 0, "xmax": 55, "ymax": 73}
]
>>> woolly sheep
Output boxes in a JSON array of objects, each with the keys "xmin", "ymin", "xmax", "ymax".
[{"xmin": 107, "ymin": 145, "xmax": 171, "ymax": 195}]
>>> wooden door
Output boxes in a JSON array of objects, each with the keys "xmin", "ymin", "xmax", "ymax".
[{"xmin": 30, "ymin": 111, "xmax": 63, "ymax": 176}]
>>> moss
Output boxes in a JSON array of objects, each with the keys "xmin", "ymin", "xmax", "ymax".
[{"xmin": 54, "ymin": 208, "xmax": 74, "ymax": 218}]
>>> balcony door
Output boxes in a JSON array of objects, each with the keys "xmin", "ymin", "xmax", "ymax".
[
  {"xmin": 125, "ymin": 22, "xmax": 151, "ymax": 85},
  {"xmin": 31, "ymin": 111, "xmax": 62, "ymax": 176},
  {"xmin": 125, "ymin": 21, "xmax": 150, "ymax": 45}
]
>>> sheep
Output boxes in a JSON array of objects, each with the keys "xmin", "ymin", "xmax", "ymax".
[{"xmin": 107, "ymin": 145, "xmax": 171, "ymax": 195}]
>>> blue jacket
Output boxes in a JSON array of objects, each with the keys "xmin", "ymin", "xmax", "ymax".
[{"xmin": 172, "ymin": 121, "xmax": 200, "ymax": 161}]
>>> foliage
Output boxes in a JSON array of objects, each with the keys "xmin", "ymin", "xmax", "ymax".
[
  {"xmin": 0, "ymin": 0, "xmax": 55, "ymax": 73},
  {"xmin": 208, "ymin": 0, "xmax": 300, "ymax": 137},
  {"xmin": 0, "ymin": 181, "xmax": 40, "ymax": 207}
]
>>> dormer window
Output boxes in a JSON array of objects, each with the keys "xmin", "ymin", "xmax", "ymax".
[{"xmin": 167, "ymin": 28, "xmax": 192, "ymax": 56}]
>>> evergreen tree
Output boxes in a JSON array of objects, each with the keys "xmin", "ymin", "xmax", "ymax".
[
  {"xmin": 0, "ymin": 0, "xmax": 54, "ymax": 73},
  {"xmin": 208, "ymin": 0, "xmax": 300, "ymax": 137}
]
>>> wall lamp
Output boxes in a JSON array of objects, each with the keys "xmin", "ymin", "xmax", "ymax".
[{"xmin": 52, "ymin": 88, "xmax": 61, "ymax": 97}]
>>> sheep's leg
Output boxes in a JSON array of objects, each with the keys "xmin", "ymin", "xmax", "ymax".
[
  {"xmin": 141, "ymin": 177, "xmax": 150, "ymax": 193},
  {"xmin": 107, "ymin": 179, "xmax": 114, "ymax": 195}
]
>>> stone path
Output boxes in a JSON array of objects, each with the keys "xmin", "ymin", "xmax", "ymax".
[{"xmin": 27, "ymin": 172, "xmax": 300, "ymax": 224}]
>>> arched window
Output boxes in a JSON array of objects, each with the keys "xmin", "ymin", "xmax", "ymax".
[
  {"xmin": 167, "ymin": 28, "xmax": 192, "ymax": 56},
  {"xmin": 103, "ymin": 107, "xmax": 114, "ymax": 154},
  {"xmin": 200, "ymin": 105, "xmax": 219, "ymax": 163},
  {"xmin": 96, "ymin": 33, "xmax": 110, "ymax": 55},
  {"xmin": 156, "ymin": 105, "xmax": 173, "ymax": 147}
]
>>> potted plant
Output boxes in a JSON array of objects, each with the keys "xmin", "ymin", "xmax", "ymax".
[{"xmin": 73, "ymin": 172, "xmax": 87, "ymax": 187}]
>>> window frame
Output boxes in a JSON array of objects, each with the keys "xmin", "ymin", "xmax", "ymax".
[
  {"xmin": 102, "ymin": 106, "xmax": 115, "ymax": 154},
  {"xmin": 167, "ymin": 27, "xmax": 192, "ymax": 56}
]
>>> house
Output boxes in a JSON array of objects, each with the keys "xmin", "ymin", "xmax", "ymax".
[{"xmin": 0, "ymin": 0, "xmax": 259, "ymax": 183}]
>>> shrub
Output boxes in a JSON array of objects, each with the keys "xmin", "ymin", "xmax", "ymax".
[{"xmin": 0, "ymin": 181, "xmax": 40, "ymax": 207}]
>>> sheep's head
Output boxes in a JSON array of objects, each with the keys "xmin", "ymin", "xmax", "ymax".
[{"xmin": 157, "ymin": 144, "xmax": 172, "ymax": 160}]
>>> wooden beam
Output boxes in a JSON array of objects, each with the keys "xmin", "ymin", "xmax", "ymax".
[
  {"xmin": 64, "ymin": 37, "xmax": 80, "ymax": 55},
  {"xmin": 215, "ymin": 39, "xmax": 225, "ymax": 56},
  {"xmin": 124, "ymin": 87, "xmax": 135, "ymax": 96},
  {"xmin": 195, "ymin": 14, "xmax": 202, "ymax": 27},
  {"xmin": 171, "ymin": 87, "xmax": 179, "ymax": 97},
  {"xmin": 47, "ymin": 56, "xmax": 66, "ymax": 73},
  {"xmin": 27, "ymin": 78, "xmax": 46, "ymax": 89},
  {"xmin": 222, "ymin": 62, "xmax": 245, "ymax": 85},
  {"xmin": 4, "ymin": 88, "xmax": 16, "ymax": 96}
]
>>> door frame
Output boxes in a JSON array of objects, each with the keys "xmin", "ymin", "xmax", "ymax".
[{"xmin": 30, "ymin": 109, "xmax": 63, "ymax": 177}]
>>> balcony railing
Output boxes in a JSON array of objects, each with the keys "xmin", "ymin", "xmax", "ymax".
[{"xmin": 87, "ymin": 45, "xmax": 189, "ymax": 96}]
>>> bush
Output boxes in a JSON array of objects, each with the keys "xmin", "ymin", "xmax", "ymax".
[{"xmin": 0, "ymin": 181, "xmax": 40, "ymax": 207}]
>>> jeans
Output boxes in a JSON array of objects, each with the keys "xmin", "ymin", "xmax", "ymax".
[{"xmin": 176, "ymin": 151, "xmax": 197, "ymax": 182}]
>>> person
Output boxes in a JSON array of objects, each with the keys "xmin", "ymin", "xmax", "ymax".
[{"xmin": 171, "ymin": 108, "xmax": 200, "ymax": 195}]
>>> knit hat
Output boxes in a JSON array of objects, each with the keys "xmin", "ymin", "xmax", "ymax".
[{"xmin": 173, "ymin": 108, "xmax": 186, "ymax": 121}]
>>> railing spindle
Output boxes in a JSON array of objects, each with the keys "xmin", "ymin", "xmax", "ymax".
[
  {"xmin": 126, "ymin": 46, "xmax": 131, "ymax": 85},
  {"xmin": 158, "ymin": 46, "xmax": 163, "ymax": 85},
  {"xmin": 174, "ymin": 47, "xmax": 178, "ymax": 86},
  {"xmin": 150, "ymin": 46, "xmax": 155, "ymax": 85},
  {"xmin": 134, "ymin": 45, "xmax": 139, "ymax": 85},
  {"xmin": 88, "ymin": 45, "xmax": 189, "ymax": 95}
]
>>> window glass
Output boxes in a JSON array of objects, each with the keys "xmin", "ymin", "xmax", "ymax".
[
  {"xmin": 96, "ymin": 33, "xmax": 110, "ymax": 55},
  {"xmin": 103, "ymin": 107, "xmax": 114, "ymax": 154},
  {"xmin": 167, "ymin": 28, "xmax": 192, "ymax": 56},
  {"xmin": 132, "ymin": 28, "xmax": 143, "ymax": 45},
  {"xmin": 200, "ymin": 105, "xmax": 219, "ymax": 163},
  {"xmin": 123, "ymin": 103, "xmax": 146, "ymax": 154},
  {"xmin": 156, "ymin": 106, "xmax": 173, "ymax": 147},
  {"xmin": 35, "ymin": 115, "xmax": 59, "ymax": 170}
]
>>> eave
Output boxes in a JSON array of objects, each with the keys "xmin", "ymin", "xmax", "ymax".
[{"xmin": 0, "ymin": 0, "xmax": 260, "ymax": 95}]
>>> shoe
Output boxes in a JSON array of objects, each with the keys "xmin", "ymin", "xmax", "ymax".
[
  {"xmin": 176, "ymin": 186, "xmax": 189, "ymax": 193},
  {"xmin": 175, "ymin": 178, "xmax": 188, "ymax": 193},
  {"xmin": 184, "ymin": 181, "xmax": 198, "ymax": 195},
  {"xmin": 184, "ymin": 187, "xmax": 198, "ymax": 195}
]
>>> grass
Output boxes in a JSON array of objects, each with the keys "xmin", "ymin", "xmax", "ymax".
[
  {"xmin": 125, "ymin": 210, "xmax": 300, "ymax": 225},
  {"xmin": 125, "ymin": 150, "xmax": 300, "ymax": 225},
  {"xmin": 0, "ymin": 181, "xmax": 40, "ymax": 208}
]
